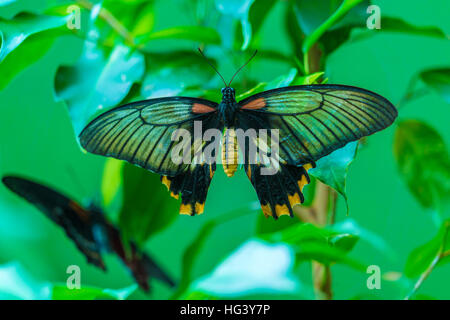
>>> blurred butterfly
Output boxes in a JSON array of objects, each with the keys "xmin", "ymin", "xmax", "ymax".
[
  {"xmin": 79, "ymin": 49, "xmax": 397, "ymax": 219},
  {"xmin": 1, "ymin": 175, "xmax": 175, "ymax": 292}
]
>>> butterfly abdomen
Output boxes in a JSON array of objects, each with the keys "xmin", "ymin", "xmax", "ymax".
[{"xmin": 222, "ymin": 128, "xmax": 238, "ymax": 177}]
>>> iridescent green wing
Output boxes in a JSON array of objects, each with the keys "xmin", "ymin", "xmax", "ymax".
[
  {"xmin": 79, "ymin": 97, "xmax": 220, "ymax": 176},
  {"xmin": 237, "ymin": 84, "xmax": 397, "ymax": 166}
]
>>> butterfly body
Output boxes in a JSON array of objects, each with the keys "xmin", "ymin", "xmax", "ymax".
[{"xmin": 219, "ymin": 87, "xmax": 238, "ymax": 126}]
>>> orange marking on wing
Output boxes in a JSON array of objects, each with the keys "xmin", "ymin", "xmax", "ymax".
[
  {"xmin": 241, "ymin": 98, "xmax": 266, "ymax": 110},
  {"xmin": 275, "ymin": 204, "xmax": 290, "ymax": 217},
  {"xmin": 298, "ymin": 175, "xmax": 309, "ymax": 192},
  {"xmin": 192, "ymin": 103, "xmax": 215, "ymax": 114},
  {"xmin": 68, "ymin": 200, "xmax": 90, "ymax": 222},
  {"xmin": 195, "ymin": 202, "xmax": 205, "ymax": 215},
  {"xmin": 261, "ymin": 204, "xmax": 272, "ymax": 218},
  {"xmin": 288, "ymin": 193, "xmax": 302, "ymax": 207},
  {"xmin": 179, "ymin": 204, "xmax": 192, "ymax": 215}
]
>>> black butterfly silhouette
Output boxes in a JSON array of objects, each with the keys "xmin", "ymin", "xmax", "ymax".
[{"xmin": 2, "ymin": 175, "xmax": 175, "ymax": 292}]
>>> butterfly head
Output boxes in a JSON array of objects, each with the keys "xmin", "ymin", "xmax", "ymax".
[{"xmin": 221, "ymin": 87, "xmax": 235, "ymax": 102}]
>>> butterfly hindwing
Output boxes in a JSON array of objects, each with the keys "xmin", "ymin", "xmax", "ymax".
[
  {"xmin": 79, "ymin": 97, "xmax": 221, "ymax": 176},
  {"xmin": 104, "ymin": 222, "xmax": 175, "ymax": 291},
  {"xmin": 1, "ymin": 176, "xmax": 105, "ymax": 269},
  {"xmin": 244, "ymin": 162, "xmax": 314, "ymax": 219},
  {"xmin": 161, "ymin": 163, "xmax": 216, "ymax": 216},
  {"xmin": 238, "ymin": 84, "xmax": 397, "ymax": 166}
]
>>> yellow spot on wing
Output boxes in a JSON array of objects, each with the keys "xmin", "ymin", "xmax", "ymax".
[
  {"xmin": 275, "ymin": 204, "xmax": 290, "ymax": 217},
  {"xmin": 161, "ymin": 176, "xmax": 171, "ymax": 190},
  {"xmin": 179, "ymin": 203, "xmax": 192, "ymax": 215},
  {"xmin": 288, "ymin": 193, "xmax": 302, "ymax": 207},
  {"xmin": 261, "ymin": 204, "xmax": 272, "ymax": 218},
  {"xmin": 298, "ymin": 175, "xmax": 309, "ymax": 192},
  {"xmin": 195, "ymin": 202, "xmax": 205, "ymax": 215}
]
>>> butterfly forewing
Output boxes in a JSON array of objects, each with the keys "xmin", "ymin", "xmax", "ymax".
[
  {"xmin": 79, "ymin": 97, "xmax": 220, "ymax": 176},
  {"xmin": 238, "ymin": 84, "xmax": 397, "ymax": 166},
  {"xmin": 1, "ymin": 176, "xmax": 106, "ymax": 269}
]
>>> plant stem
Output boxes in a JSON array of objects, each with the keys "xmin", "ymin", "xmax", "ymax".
[
  {"xmin": 303, "ymin": 39, "xmax": 335, "ymax": 300},
  {"xmin": 310, "ymin": 181, "xmax": 335, "ymax": 300},
  {"xmin": 76, "ymin": 0, "xmax": 136, "ymax": 46}
]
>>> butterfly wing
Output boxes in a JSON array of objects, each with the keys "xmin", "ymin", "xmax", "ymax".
[
  {"xmin": 79, "ymin": 97, "xmax": 220, "ymax": 176},
  {"xmin": 236, "ymin": 84, "xmax": 397, "ymax": 218},
  {"xmin": 1, "ymin": 176, "xmax": 106, "ymax": 269},
  {"xmin": 80, "ymin": 97, "xmax": 222, "ymax": 216},
  {"xmin": 104, "ymin": 223, "xmax": 175, "ymax": 292}
]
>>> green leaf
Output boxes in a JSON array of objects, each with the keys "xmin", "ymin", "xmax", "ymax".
[
  {"xmin": 246, "ymin": 0, "xmax": 276, "ymax": 48},
  {"xmin": 55, "ymin": 43, "xmax": 145, "ymax": 136},
  {"xmin": 97, "ymin": 0, "xmax": 155, "ymax": 44},
  {"xmin": 349, "ymin": 17, "xmax": 447, "ymax": 48},
  {"xmin": 329, "ymin": 233, "xmax": 359, "ymax": 252},
  {"xmin": 378, "ymin": 17, "xmax": 446, "ymax": 39},
  {"xmin": 118, "ymin": 163, "xmax": 180, "ymax": 245},
  {"xmin": 0, "ymin": 262, "xmax": 50, "ymax": 299},
  {"xmin": 260, "ymin": 222, "xmax": 332, "ymax": 245},
  {"xmin": 419, "ymin": 68, "xmax": 450, "ymax": 104},
  {"xmin": 0, "ymin": 13, "xmax": 67, "ymax": 62},
  {"xmin": 138, "ymin": 25, "xmax": 221, "ymax": 45},
  {"xmin": 310, "ymin": 141, "xmax": 358, "ymax": 211},
  {"xmin": 332, "ymin": 218, "xmax": 396, "ymax": 260},
  {"xmin": 301, "ymin": 0, "xmax": 365, "ymax": 54},
  {"xmin": 171, "ymin": 221, "xmax": 217, "ymax": 299},
  {"xmin": 101, "ymin": 158, "xmax": 123, "ymax": 207},
  {"xmin": 0, "ymin": 262, "xmax": 136, "ymax": 300},
  {"xmin": 185, "ymin": 239, "xmax": 304, "ymax": 298},
  {"xmin": 291, "ymin": 71, "xmax": 325, "ymax": 85},
  {"xmin": 259, "ymin": 222, "xmax": 366, "ymax": 270},
  {"xmin": 255, "ymin": 214, "xmax": 301, "ymax": 236},
  {"xmin": 140, "ymin": 51, "xmax": 215, "ymax": 98},
  {"xmin": 295, "ymin": 241, "xmax": 366, "ymax": 271},
  {"xmin": 215, "ymin": 0, "xmax": 255, "ymax": 49},
  {"xmin": 51, "ymin": 284, "xmax": 137, "ymax": 300},
  {"xmin": 0, "ymin": 28, "xmax": 59, "ymax": 90},
  {"xmin": 0, "ymin": 0, "xmax": 16, "ymax": 7},
  {"xmin": 393, "ymin": 120, "xmax": 450, "ymax": 213},
  {"xmin": 404, "ymin": 219, "xmax": 450, "ymax": 278}
]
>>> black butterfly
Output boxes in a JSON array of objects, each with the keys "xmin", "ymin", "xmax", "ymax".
[
  {"xmin": 1, "ymin": 175, "xmax": 175, "ymax": 292},
  {"xmin": 79, "ymin": 50, "xmax": 397, "ymax": 219}
]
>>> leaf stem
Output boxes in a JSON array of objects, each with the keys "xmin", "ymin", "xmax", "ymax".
[
  {"xmin": 303, "ymin": 52, "xmax": 310, "ymax": 75},
  {"xmin": 302, "ymin": 0, "xmax": 363, "ymax": 54},
  {"xmin": 405, "ymin": 224, "xmax": 449, "ymax": 299}
]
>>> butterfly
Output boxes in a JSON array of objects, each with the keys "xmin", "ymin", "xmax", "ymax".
[
  {"xmin": 1, "ymin": 175, "xmax": 175, "ymax": 292},
  {"xmin": 79, "ymin": 49, "xmax": 397, "ymax": 219}
]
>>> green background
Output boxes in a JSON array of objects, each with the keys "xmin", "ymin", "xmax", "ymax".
[{"xmin": 0, "ymin": 0, "xmax": 449, "ymax": 299}]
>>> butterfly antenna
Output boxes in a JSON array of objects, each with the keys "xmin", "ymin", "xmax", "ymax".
[
  {"xmin": 228, "ymin": 50, "xmax": 258, "ymax": 87},
  {"xmin": 198, "ymin": 48, "xmax": 227, "ymax": 87}
]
